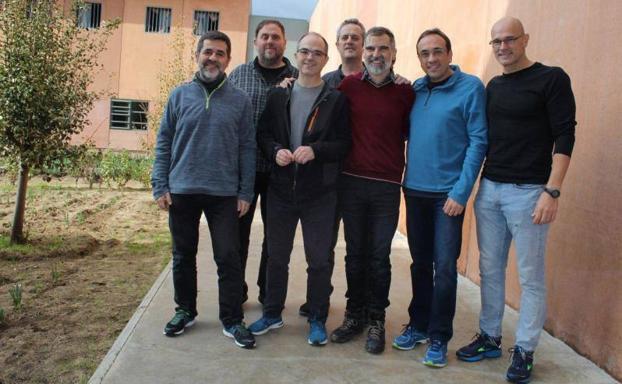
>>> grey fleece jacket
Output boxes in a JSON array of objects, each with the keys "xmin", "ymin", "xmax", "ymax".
[{"xmin": 151, "ymin": 78, "xmax": 256, "ymax": 202}]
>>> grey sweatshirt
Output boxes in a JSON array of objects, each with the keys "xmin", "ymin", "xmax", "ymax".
[{"xmin": 151, "ymin": 78, "xmax": 256, "ymax": 202}]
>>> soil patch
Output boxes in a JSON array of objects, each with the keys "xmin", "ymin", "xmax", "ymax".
[{"xmin": 0, "ymin": 178, "xmax": 170, "ymax": 384}]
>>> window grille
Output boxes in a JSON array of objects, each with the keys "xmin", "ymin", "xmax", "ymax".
[
  {"xmin": 145, "ymin": 7, "xmax": 171, "ymax": 33},
  {"xmin": 110, "ymin": 99, "xmax": 148, "ymax": 130},
  {"xmin": 77, "ymin": 2, "xmax": 102, "ymax": 29},
  {"xmin": 193, "ymin": 10, "xmax": 219, "ymax": 35}
]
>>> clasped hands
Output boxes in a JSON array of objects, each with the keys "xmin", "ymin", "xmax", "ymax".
[{"xmin": 276, "ymin": 147, "xmax": 315, "ymax": 166}]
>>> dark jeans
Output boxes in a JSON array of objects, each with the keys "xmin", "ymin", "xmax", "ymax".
[
  {"xmin": 169, "ymin": 194, "xmax": 243, "ymax": 327},
  {"xmin": 239, "ymin": 171, "xmax": 270, "ymax": 302},
  {"xmin": 340, "ymin": 175, "xmax": 400, "ymax": 321},
  {"xmin": 264, "ymin": 189, "xmax": 337, "ymax": 322},
  {"xmin": 406, "ymin": 194, "xmax": 464, "ymax": 342}
]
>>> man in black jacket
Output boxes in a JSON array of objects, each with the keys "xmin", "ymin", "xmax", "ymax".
[{"xmin": 248, "ymin": 32, "xmax": 351, "ymax": 346}]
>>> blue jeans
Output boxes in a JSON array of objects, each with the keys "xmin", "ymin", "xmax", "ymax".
[
  {"xmin": 475, "ymin": 178, "xmax": 549, "ymax": 351},
  {"xmin": 339, "ymin": 175, "xmax": 400, "ymax": 320},
  {"xmin": 406, "ymin": 194, "xmax": 464, "ymax": 342}
]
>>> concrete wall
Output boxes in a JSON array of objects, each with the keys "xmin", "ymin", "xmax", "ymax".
[
  {"xmin": 246, "ymin": 15, "xmax": 309, "ymax": 64},
  {"xmin": 74, "ymin": 0, "xmax": 251, "ymax": 149},
  {"xmin": 310, "ymin": 0, "xmax": 622, "ymax": 379}
]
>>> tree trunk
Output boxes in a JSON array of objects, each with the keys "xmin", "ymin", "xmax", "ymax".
[{"xmin": 10, "ymin": 162, "xmax": 30, "ymax": 244}]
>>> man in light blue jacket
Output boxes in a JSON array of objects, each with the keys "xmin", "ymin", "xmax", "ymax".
[{"xmin": 392, "ymin": 28, "xmax": 487, "ymax": 368}]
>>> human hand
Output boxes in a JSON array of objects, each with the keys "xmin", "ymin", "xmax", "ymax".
[
  {"xmin": 443, "ymin": 198, "xmax": 464, "ymax": 216},
  {"xmin": 156, "ymin": 192, "xmax": 172, "ymax": 211},
  {"xmin": 238, "ymin": 199, "xmax": 250, "ymax": 217},
  {"xmin": 532, "ymin": 192, "xmax": 558, "ymax": 224},
  {"xmin": 276, "ymin": 149, "xmax": 294, "ymax": 166},
  {"xmin": 293, "ymin": 146, "xmax": 315, "ymax": 164}
]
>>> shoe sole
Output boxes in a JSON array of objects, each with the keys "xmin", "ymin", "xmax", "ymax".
[
  {"xmin": 222, "ymin": 329, "xmax": 256, "ymax": 349},
  {"xmin": 506, "ymin": 374, "xmax": 531, "ymax": 384},
  {"xmin": 308, "ymin": 338, "xmax": 328, "ymax": 346},
  {"xmin": 163, "ymin": 319, "xmax": 196, "ymax": 337},
  {"xmin": 250, "ymin": 320, "xmax": 284, "ymax": 336},
  {"xmin": 423, "ymin": 359, "xmax": 447, "ymax": 368},
  {"xmin": 457, "ymin": 349, "xmax": 502, "ymax": 362},
  {"xmin": 392, "ymin": 338, "xmax": 428, "ymax": 351}
]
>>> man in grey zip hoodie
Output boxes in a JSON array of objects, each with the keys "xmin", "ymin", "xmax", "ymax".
[{"xmin": 151, "ymin": 31, "xmax": 256, "ymax": 349}]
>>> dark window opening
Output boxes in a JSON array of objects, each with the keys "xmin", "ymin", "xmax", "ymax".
[
  {"xmin": 110, "ymin": 99, "xmax": 148, "ymax": 130},
  {"xmin": 145, "ymin": 7, "xmax": 171, "ymax": 33},
  {"xmin": 193, "ymin": 10, "xmax": 219, "ymax": 35},
  {"xmin": 77, "ymin": 2, "xmax": 102, "ymax": 29}
]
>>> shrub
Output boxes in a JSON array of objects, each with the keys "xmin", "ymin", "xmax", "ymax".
[{"xmin": 100, "ymin": 150, "xmax": 133, "ymax": 188}]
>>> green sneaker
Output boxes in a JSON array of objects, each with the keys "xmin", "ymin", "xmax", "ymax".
[{"xmin": 163, "ymin": 309, "xmax": 195, "ymax": 337}]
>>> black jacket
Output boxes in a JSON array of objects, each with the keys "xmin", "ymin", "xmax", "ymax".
[{"xmin": 257, "ymin": 82, "xmax": 351, "ymax": 202}]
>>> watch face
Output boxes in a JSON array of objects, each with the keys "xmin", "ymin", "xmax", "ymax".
[{"xmin": 546, "ymin": 188, "xmax": 560, "ymax": 198}]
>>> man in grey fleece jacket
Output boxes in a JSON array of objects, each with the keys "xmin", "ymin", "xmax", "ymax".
[{"xmin": 151, "ymin": 31, "xmax": 256, "ymax": 349}]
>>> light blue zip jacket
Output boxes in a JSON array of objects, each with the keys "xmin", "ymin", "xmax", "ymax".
[
  {"xmin": 404, "ymin": 65, "xmax": 488, "ymax": 205},
  {"xmin": 151, "ymin": 78, "xmax": 256, "ymax": 202}
]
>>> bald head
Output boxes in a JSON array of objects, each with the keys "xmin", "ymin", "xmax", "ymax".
[
  {"xmin": 490, "ymin": 16, "xmax": 531, "ymax": 73},
  {"xmin": 491, "ymin": 16, "xmax": 525, "ymax": 38}
]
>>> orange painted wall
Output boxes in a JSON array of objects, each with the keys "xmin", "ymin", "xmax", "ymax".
[
  {"xmin": 311, "ymin": 0, "xmax": 622, "ymax": 379},
  {"xmin": 74, "ymin": 0, "xmax": 250, "ymax": 149}
]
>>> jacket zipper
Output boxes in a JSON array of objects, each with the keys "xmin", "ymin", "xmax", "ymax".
[{"xmin": 199, "ymin": 79, "xmax": 226, "ymax": 110}]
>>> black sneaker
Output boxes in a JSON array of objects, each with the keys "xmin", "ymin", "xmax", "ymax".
[
  {"xmin": 299, "ymin": 302, "xmax": 310, "ymax": 317},
  {"xmin": 506, "ymin": 345, "xmax": 534, "ymax": 384},
  {"xmin": 456, "ymin": 332, "xmax": 502, "ymax": 362},
  {"xmin": 223, "ymin": 323, "xmax": 256, "ymax": 349},
  {"xmin": 330, "ymin": 315, "xmax": 365, "ymax": 343},
  {"xmin": 163, "ymin": 309, "xmax": 195, "ymax": 337},
  {"xmin": 365, "ymin": 320, "xmax": 385, "ymax": 354}
]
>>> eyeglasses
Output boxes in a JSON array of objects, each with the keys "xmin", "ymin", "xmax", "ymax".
[
  {"xmin": 296, "ymin": 48, "xmax": 327, "ymax": 58},
  {"xmin": 489, "ymin": 34, "xmax": 524, "ymax": 48}
]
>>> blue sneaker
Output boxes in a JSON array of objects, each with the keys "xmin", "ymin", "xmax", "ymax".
[
  {"xmin": 456, "ymin": 332, "xmax": 502, "ymax": 362},
  {"xmin": 423, "ymin": 339, "xmax": 448, "ymax": 368},
  {"xmin": 392, "ymin": 324, "xmax": 428, "ymax": 350},
  {"xmin": 248, "ymin": 316, "xmax": 284, "ymax": 335},
  {"xmin": 307, "ymin": 320, "xmax": 328, "ymax": 346}
]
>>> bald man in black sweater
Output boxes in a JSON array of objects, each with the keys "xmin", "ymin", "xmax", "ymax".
[{"xmin": 456, "ymin": 17, "xmax": 576, "ymax": 384}]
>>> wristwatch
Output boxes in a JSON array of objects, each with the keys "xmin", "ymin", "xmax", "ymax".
[{"xmin": 543, "ymin": 187, "xmax": 561, "ymax": 199}]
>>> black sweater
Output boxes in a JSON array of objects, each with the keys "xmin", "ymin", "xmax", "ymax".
[
  {"xmin": 257, "ymin": 83, "xmax": 351, "ymax": 202},
  {"xmin": 482, "ymin": 62, "xmax": 576, "ymax": 184}
]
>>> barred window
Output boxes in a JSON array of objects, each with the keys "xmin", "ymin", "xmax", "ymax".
[
  {"xmin": 193, "ymin": 10, "xmax": 219, "ymax": 35},
  {"xmin": 145, "ymin": 7, "xmax": 171, "ymax": 33},
  {"xmin": 77, "ymin": 2, "xmax": 102, "ymax": 29},
  {"xmin": 110, "ymin": 99, "xmax": 148, "ymax": 130}
]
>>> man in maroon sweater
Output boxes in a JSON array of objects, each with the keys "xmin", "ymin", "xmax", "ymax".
[{"xmin": 330, "ymin": 26, "xmax": 415, "ymax": 354}]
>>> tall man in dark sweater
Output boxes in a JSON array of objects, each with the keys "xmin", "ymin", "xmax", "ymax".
[
  {"xmin": 330, "ymin": 26, "xmax": 415, "ymax": 354},
  {"xmin": 229, "ymin": 20, "xmax": 298, "ymax": 305},
  {"xmin": 152, "ymin": 31, "xmax": 256, "ymax": 349},
  {"xmin": 455, "ymin": 17, "xmax": 576, "ymax": 384}
]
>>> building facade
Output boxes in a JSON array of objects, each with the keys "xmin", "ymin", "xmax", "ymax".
[{"xmin": 70, "ymin": 0, "xmax": 251, "ymax": 150}]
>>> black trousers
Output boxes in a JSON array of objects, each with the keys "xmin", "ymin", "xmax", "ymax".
[
  {"xmin": 238, "ymin": 171, "xmax": 270, "ymax": 302},
  {"xmin": 263, "ymin": 189, "xmax": 337, "ymax": 322},
  {"xmin": 169, "ymin": 194, "xmax": 243, "ymax": 327},
  {"xmin": 340, "ymin": 175, "xmax": 400, "ymax": 321}
]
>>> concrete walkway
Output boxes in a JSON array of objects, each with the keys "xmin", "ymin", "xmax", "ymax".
[{"xmin": 89, "ymin": 216, "xmax": 617, "ymax": 384}]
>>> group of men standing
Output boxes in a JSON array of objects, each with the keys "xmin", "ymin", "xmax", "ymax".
[{"xmin": 151, "ymin": 15, "xmax": 575, "ymax": 384}]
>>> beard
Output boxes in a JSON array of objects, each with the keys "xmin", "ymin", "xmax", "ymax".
[
  {"xmin": 365, "ymin": 56, "xmax": 391, "ymax": 76},
  {"xmin": 198, "ymin": 61, "xmax": 223, "ymax": 82},
  {"xmin": 258, "ymin": 47, "xmax": 283, "ymax": 67}
]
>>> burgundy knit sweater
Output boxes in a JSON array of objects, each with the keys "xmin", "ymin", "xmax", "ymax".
[{"xmin": 338, "ymin": 73, "xmax": 415, "ymax": 184}]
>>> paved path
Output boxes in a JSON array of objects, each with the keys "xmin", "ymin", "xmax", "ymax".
[{"xmin": 89, "ymin": 217, "xmax": 617, "ymax": 384}]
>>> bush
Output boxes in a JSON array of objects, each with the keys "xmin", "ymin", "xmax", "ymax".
[
  {"xmin": 131, "ymin": 154, "xmax": 153, "ymax": 189},
  {"xmin": 100, "ymin": 150, "xmax": 133, "ymax": 188}
]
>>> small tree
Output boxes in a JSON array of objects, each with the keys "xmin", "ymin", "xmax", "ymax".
[
  {"xmin": 0, "ymin": 0, "xmax": 119, "ymax": 243},
  {"xmin": 143, "ymin": 25, "xmax": 195, "ymax": 153}
]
